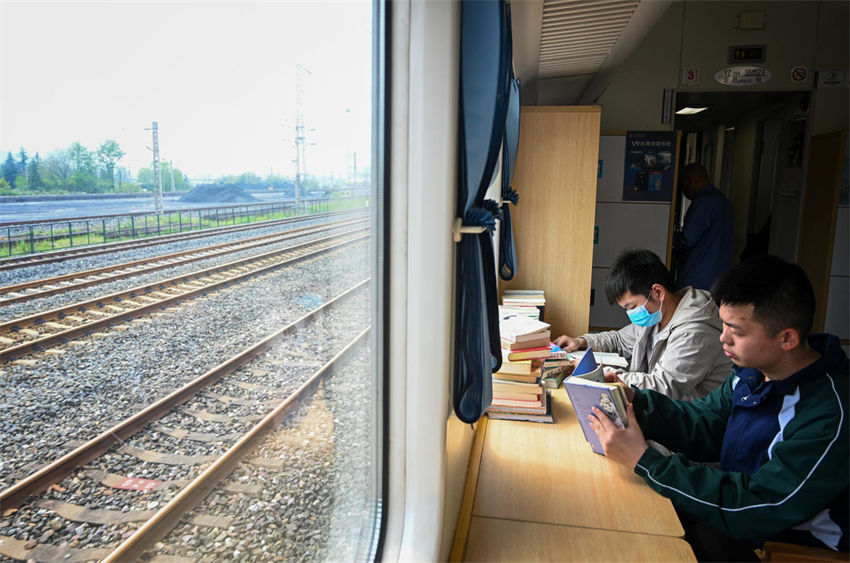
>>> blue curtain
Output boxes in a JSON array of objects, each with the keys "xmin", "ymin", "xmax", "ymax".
[
  {"xmin": 453, "ymin": 0, "xmax": 512, "ymax": 423},
  {"xmin": 499, "ymin": 74, "xmax": 521, "ymax": 281}
]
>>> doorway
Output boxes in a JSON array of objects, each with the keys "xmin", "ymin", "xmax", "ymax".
[{"xmin": 673, "ymin": 91, "xmax": 811, "ymax": 264}]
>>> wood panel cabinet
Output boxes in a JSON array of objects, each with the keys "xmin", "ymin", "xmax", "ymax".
[{"xmin": 502, "ymin": 106, "xmax": 602, "ymax": 338}]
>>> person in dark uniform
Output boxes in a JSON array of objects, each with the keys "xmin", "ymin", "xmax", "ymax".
[{"xmin": 674, "ymin": 163, "xmax": 733, "ymax": 290}]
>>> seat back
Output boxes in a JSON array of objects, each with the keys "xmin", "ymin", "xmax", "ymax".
[{"xmin": 760, "ymin": 541, "xmax": 849, "ymax": 562}]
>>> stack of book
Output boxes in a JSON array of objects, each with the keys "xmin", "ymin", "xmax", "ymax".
[
  {"xmin": 488, "ymin": 292, "xmax": 554, "ymax": 423},
  {"xmin": 541, "ymin": 354, "xmax": 573, "ymax": 389},
  {"xmin": 501, "ymin": 289, "xmax": 546, "ymax": 321}
]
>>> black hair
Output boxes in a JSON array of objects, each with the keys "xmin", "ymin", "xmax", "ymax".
[
  {"xmin": 604, "ymin": 249, "xmax": 675, "ymax": 305},
  {"xmin": 711, "ymin": 255, "xmax": 815, "ymax": 339},
  {"xmin": 681, "ymin": 162, "xmax": 710, "ymax": 182}
]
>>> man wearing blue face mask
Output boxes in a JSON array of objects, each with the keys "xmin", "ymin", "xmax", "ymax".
[{"xmin": 553, "ymin": 249, "xmax": 730, "ymax": 400}]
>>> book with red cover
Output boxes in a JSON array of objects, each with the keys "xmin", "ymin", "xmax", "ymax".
[{"xmin": 488, "ymin": 389, "xmax": 550, "ymax": 415}]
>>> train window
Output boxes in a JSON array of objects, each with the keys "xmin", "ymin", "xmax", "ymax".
[{"xmin": 0, "ymin": 1, "xmax": 384, "ymax": 561}]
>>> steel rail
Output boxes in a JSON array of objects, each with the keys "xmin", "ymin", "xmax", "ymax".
[
  {"xmin": 0, "ymin": 217, "xmax": 367, "ymax": 305},
  {"xmin": 103, "ymin": 326, "xmax": 370, "ymax": 561},
  {"xmin": 0, "ymin": 208, "xmax": 365, "ymax": 272},
  {"xmin": 0, "ymin": 279, "xmax": 369, "ymax": 511},
  {"xmin": 0, "ymin": 229, "xmax": 369, "ymax": 361}
]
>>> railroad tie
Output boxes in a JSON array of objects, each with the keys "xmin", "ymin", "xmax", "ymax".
[
  {"xmin": 38, "ymin": 499, "xmax": 156, "ymax": 524},
  {"xmin": 85, "ymin": 310, "xmax": 111, "ymax": 317},
  {"xmin": 117, "ymin": 444, "xmax": 218, "ymax": 465},
  {"xmin": 179, "ymin": 408, "xmax": 264, "ymax": 424},
  {"xmin": 0, "ymin": 536, "xmax": 112, "ymax": 563},
  {"xmin": 205, "ymin": 392, "xmax": 263, "ymax": 406},
  {"xmin": 83, "ymin": 468, "xmax": 261, "ymax": 497},
  {"xmin": 150, "ymin": 423, "xmax": 244, "ymax": 443}
]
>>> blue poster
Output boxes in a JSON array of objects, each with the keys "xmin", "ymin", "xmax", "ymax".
[{"xmin": 623, "ymin": 131, "xmax": 676, "ymax": 202}]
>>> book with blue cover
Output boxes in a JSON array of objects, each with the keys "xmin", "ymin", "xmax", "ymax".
[{"xmin": 562, "ymin": 347, "xmax": 628, "ymax": 454}]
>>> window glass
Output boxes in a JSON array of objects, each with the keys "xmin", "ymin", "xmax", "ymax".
[{"xmin": 0, "ymin": 2, "xmax": 381, "ymax": 560}]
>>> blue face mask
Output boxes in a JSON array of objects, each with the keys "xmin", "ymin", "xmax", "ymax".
[{"xmin": 627, "ymin": 295, "xmax": 662, "ymax": 327}]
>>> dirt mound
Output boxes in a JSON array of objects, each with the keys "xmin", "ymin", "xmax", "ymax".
[{"xmin": 179, "ymin": 184, "xmax": 257, "ymax": 203}]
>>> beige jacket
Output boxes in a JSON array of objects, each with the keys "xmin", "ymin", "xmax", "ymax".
[{"xmin": 581, "ymin": 287, "xmax": 731, "ymax": 400}]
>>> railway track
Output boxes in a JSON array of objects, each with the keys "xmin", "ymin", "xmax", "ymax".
[
  {"xmin": 0, "ymin": 216, "xmax": 368, "ymax": 306},
  {"xmin": 0, "ymin": 281, "xmax": 370, "ymax": 561},
  {"xmin": 0, "ymin": 228, "xmax": 369, "ymax": 361},
  {"xmin": 0, "ymin": 208, "xmax": 366, "ymax": 273}
]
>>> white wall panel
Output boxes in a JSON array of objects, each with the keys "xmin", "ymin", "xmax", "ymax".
[
  {"xmin": 589, "ymin": 266, "xmax": 628, "ymax": 330},
  {"xmin": 597, "ymin": 135, "xmax": 627, "ymax": 202},
  {"xmin": 593, "ymin": 202, "xmax": 670, "ymax": 267}
]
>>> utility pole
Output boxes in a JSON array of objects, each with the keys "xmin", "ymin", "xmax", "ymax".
[
  {"xmin": 146, "ymin": 121, "xmax": 163, "ymax": 214},
  {"xmin": 293, "ymin": 64, "xmax": 311, "ymax": 208},
  {"xmin": 170, "ymin": 160, "xmax": 176, "ymax": 192}
]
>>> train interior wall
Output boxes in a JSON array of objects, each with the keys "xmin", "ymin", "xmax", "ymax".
[
  {"xmin": 444, "ymin": 1, "xmax": 847, "ymax": 559},
  {"xmin": 513, "ymin": 0, "xmax": 847, "ymax": 345}
]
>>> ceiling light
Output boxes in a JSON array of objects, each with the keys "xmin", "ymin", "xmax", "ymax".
[{"xmin": 675, "ymin": 107, "xmax": 708, "ymax": 115}]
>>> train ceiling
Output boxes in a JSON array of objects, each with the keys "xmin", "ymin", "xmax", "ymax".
[{"xmin": 511, "ymin": 0, "xmax": 672, "ymax": 102}]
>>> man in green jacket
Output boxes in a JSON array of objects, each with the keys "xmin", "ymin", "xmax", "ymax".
[{"xmin": 589, "ymin": 255, "xmax": 849, "ymax": 561}]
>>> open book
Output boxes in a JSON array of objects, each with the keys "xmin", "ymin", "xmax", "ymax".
[
  {"xmin": 567, "ymin": 349, "xmax": 628, "ymax": 369},
  {"xmin": 563, "ymin": 348, "xmax": 629, "ymax": 455}
]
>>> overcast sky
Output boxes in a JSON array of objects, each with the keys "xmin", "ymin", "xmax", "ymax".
[{"xmin": 0, "ymin": 1, "xmax": 373, "ymax": 180}]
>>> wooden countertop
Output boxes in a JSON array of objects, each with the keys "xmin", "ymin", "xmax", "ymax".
[
  {"xmin": 465, "ymin": 517, "xmax": 695, "ymax": 562},
  {"xmin": 464, "ymin": 387, "xmax": 694, "ymax": 561}
]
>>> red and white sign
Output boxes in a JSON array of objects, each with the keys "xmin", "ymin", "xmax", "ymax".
[
  {"xmin": 682, "ymin": 67, "xmax": 699, "ymax": 85},
  {"xmin": 790, "ymin": 66, "xmax": 808, "ymax": 83},
  {"xmin": 115, "ymin": 477, "xmax": 161, "ymax": 492}
]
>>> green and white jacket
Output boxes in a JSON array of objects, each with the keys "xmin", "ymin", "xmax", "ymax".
[{"xmin": 632, "ymin": 334, "xmax": 849, "ymax": 551}]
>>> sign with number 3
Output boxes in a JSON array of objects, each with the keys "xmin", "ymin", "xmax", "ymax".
[{"xmin": 682, "ymin": 67, "xmax": 699, "ymax": 85}]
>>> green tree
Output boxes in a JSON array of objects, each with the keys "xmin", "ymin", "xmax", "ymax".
[
  {"xmin": 138, "ymin": 162, "xmax": 189, "ymax": 192},
  {"xmin": 68, "ymin": 142, "xmax": 96, "ymax": 192},
  {"xmin": 43, "ymin": 149, "xmax": 72, "ymax": 191},
  {"xmin": 2, "ymin": 152, "xmax": 17, "ymax": 188},
  {"xmin": 17, "ymin": 147, "xmax": 28, "ymax": 177},
  {"xmin": 68, "ymin": 142, "xmax": 94, "ymax": 172},
  {"xmin": 14, "ymin": 173, "xmax": 28, "ymax": 191},
  {"xmin": 263, "ymin": 173, "xmax": 289, "ymax": 184},
  {"xmin": 115, "ymin": 166, "xmax": 131, "ymax": 191},
  {"xmin": 96, "ymin": 139, "xmax": 125, "ymax": 192},
  {"xmin": 28, "ymin": 153, "xmax": 44, "ymax": 190},
  {"xmin": 136, "ymin": 167, "xmax": 154, "ymax": 189},
  {"xmin": 239, "ymin": 171, "xmax": 261, "ymax": 184}
]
